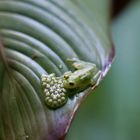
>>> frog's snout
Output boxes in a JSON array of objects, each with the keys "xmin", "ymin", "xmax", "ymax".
[
  {"xmin": 63, "ymin": 79, "xmax": 76, "ymax": 89},
  {"xmin": 69, "ymin": 81, "xmax": 75, "ymax": 86}
]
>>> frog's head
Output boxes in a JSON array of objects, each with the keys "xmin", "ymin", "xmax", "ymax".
[{"xmin": 63, "ymin": 71, "xmax": 78, "ymax": 89}]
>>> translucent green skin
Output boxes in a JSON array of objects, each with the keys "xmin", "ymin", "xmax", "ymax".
[{"xmin": 63, "ymin": 58, "xmax": 101, "ymax": 94}]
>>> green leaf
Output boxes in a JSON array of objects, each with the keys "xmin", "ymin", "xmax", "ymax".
[
  {"xmin": 0, "ymin": 0, "xmax": 114, "ymax": 140},
  {"xmin": 67, "ymin": 1, "xmax": 140, "ymax": 139}
]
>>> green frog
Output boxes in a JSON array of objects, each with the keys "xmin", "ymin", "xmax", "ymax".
[
  {"xmin": 41, "ymin": 58, "xmax": 101, "ymax": 109},
  {"xmin": 63, "ymin": 58, "xmax": 101, "ymax": 95}
]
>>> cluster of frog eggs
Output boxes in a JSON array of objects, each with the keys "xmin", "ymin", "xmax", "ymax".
[{"xmin": 41, "ymin": 74, "xmax": 68, "ymax": 109}]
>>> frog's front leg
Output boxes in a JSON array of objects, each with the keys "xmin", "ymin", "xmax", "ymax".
[{"xmin": 90, "ymin": 71, "xmax": 102, "ymax": 86}]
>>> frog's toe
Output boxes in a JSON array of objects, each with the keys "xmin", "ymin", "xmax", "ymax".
[{"xmin": 91, "ymin": 71, "xmax": 102, "ymax": 85}]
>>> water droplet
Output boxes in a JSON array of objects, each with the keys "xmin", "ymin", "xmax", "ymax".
[
  {"xmin": 26, "ymin": 135, "xmax": 29, "ymax": 139},
  {"xmin": 58, "ymin": 64, "xmax": 63, "ymax": 69}
]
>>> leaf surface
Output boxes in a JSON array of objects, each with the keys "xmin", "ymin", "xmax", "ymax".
[{"xmin": 0, "ymin": 0, "xmax": 114, "ymax": 140}]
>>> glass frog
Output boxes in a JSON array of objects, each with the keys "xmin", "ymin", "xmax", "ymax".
[{"xmin": 63, "ymin": 58, "xmax": 101, "ymax": 95}]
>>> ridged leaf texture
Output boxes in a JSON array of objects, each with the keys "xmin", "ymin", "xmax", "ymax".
[{"xmin": 0, "ymin": 0, "xmax": 114, "ymax": 140}]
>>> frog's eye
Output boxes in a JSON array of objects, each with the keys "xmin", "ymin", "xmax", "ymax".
[
  {"xmin": 64, "ymin": 75, "xmax": 69, "ymax": 79},
  {"xmin": 63, "ymin": 71, "xmax": 72, "ymax": 80},
  {"xmin": 69, "ymin": 82, "xmax": 75, "ymax": 86}
]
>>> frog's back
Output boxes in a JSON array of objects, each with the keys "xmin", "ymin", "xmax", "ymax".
[{"xmin": 71, "ymin": 66, "xmax": 95, "ymax": 80}]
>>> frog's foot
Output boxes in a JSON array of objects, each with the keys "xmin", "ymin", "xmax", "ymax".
[
  {"xmin": 91, "ymin": 71, "xmax": 102, "ymax": 86},
  {"xmin": 67, "ymin": 58, "xmax": 97, "ymax": 70},
  {"xmin": 41, "ymin": 74, "xmax": 68, "ymax": 109},
  {"xmin": 67, "ymin": 58, "xmax": 79, "ymax": 63}
]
